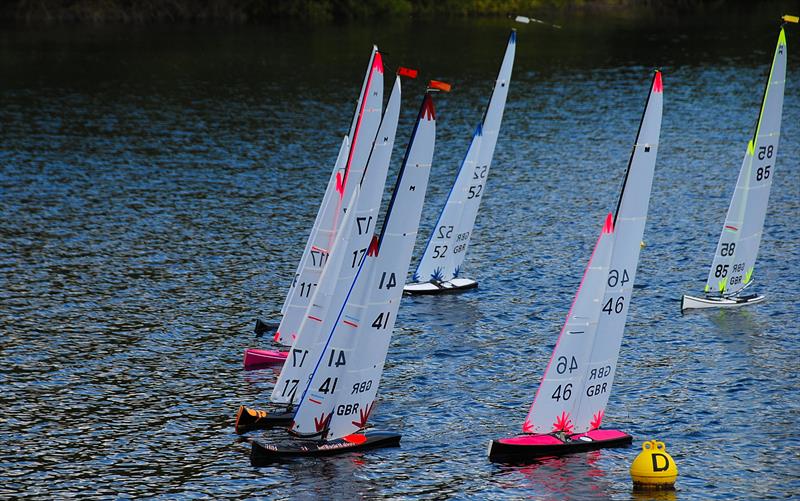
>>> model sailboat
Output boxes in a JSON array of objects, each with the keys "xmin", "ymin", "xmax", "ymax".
[
  {"xmin": 244, "ymin": 47, "xmax": 386, "ymax": 368},
  {"xmin": 404, "ymin": 30, "xmax": 515, "ymax": 294},
  {"xmin": 682, "ymin": 23, "xmax": 790, "ymax": 311},
  {"xmin": 248, "ymin": 87, "xmax": 438, "ymax": 462},
  {"xmin": 236, "ymin": 73, "xmax": 406, "ymax": 432},
  {"xmin": 488, "ymin": 71, "xmax": 663, "ymax": 461}
]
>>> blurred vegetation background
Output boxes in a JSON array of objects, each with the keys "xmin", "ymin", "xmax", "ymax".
[{"xmin": 1, "ymin": 0, "xmax": 742, "ymax": 24}]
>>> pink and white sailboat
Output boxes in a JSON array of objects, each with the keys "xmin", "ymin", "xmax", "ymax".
[
  {"xmin": 488, "ymin": 71, "xmax": 663, "ymax": 461},
  {"xmin": 244, "ymin": 47, "xmax": 388, "ymax": 368}
]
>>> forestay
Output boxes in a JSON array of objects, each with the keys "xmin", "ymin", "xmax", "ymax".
[
  {"xmin": 523, "ymin": 214, "xmax": 615, "ymax": 434},
  {"xmin": 290, "ymin": 93, "xmax": 437, "ymax": 440},
  {"xmin": 703, "ymin": 28, "xmax": 787, "ymax": 296},
  {"xmin": 271, "ymin": 78, "xmax": 403, "ymax": 404},
  {"xmin": 412, "ymin": 30, "xmax": 515, "ymax": 283},
  {"xmin": 276, "ymin": 68, "xmax": 395, "ymax": 346},
  {"xmin": 276, "ymin": 48, "xmax": 385, "ymax": 345}
]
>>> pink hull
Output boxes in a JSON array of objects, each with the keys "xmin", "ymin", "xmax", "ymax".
[
  {"xmin": 488, "ymin": 429, "xmax": 632, "ymax": 461},
  {"xmin": 243, "ymin": 348, "xmax": 288, "ymax": 369},
  {"xmin": 497, "ymin": 429, "xmax": 629, "ymax": 446}
]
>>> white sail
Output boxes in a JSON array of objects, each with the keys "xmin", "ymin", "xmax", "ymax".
[
  {"xmin": 522, "ymin": 71, "xmax": 662, "ymax": 435},
  {"xmin": 571, "ymin": 71, "xmax": 663, "ymax": 433},
  {"xmin": 413, "ymin": 126, "xmax": 482, "ymax": 282},
  {"xmin": 291, "ymin": 93, "xmax": 437, "ymax": 439},
  {"xmin": 276, "ymin": 48, "xmax": 385, "ymax": 344},
  {"xmin": 271, "ymin": 78, "xmax": 402, "ymax": 404},
  {"xmin": 278, "ymin": 135, "xmax": 348, "ymax": 315},
  {"xmin": 275, "ymin": 67, "xmax": 393, "ymax": 346},
  {"xmin": 523, "ymin": 214, "xmax": 615, "ymax": 434},
  {"xmin": 412, "ymin": 30, "xmax": 515, "ymax": 283},
  {"xmin": 703, "ymin": 28, "xmax": 787, "ymax": 296}
]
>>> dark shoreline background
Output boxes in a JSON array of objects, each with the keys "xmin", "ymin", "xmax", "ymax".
[{"xmin": 0, "ymin": 0, "xmax": 774, "ymax": 25}]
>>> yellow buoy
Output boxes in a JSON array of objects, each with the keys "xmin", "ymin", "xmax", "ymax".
[{"xmin": 630, "ymin": 440, "xmax": 677, "ymax": 490}]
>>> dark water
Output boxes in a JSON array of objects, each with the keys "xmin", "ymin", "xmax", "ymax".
[{"xmin": 2, "ymin": 9, "xmax": 799, "ymax": 499}]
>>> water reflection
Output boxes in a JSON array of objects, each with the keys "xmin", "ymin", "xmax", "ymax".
[{"xmin": 491, "ymin": 451, "xmax": 615, "ymax": 498}]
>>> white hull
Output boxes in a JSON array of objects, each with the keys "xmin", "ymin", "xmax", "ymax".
[
  {"xmin": 681, "ymin": 293, "xmax": 766, "ymax": 311},
  {"xmin": 403, "ymin": 278, "xmax": 478, "ymax": 295}
]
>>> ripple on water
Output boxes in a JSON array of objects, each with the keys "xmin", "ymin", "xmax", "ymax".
[{"xmin": 1, "ymin": 14, "xmax": 799, "ymax": 499}]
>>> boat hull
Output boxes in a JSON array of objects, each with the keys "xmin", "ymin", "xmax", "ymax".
[
  {"xmin": 235, "ymin": 405, "xmax": 294, "ymax": 434},
  {"xmin": 243, "ymin": 348, "xmax": 288, "ymax": 369},
  {"xmin": 487, "ymin": 429, "xmax": 632, "ymax": 462},
  {"xmin": 250, "ymin": 430, "xmax": 401, "ymax": 464},
  {"xmin": 403, "ymin": 278, "xmax": 478, "ymax": 295},
  {"xmin": 681, "ymin": 293, "xmax": 765, "ymax": 311}
]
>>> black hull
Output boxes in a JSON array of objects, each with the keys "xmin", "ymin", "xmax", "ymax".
[
  {"xmin": 488, "ymin": 431, "xmax": 633, "ymax": 463},
  {"xmin": 250, "ymin": 430, "xmax": 401, "ymax": 464}
]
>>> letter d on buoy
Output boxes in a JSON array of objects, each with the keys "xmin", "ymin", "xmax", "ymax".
[
  {"xmin": 630, "ymin": 440, "xmax": 677, "ymax": 490},
  {"xmin": 651, "ymin": 453, "xmax": 670, "ymax": 472}
]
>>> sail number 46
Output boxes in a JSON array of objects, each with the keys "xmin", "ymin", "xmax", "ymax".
[
  {"xmin": 607, "ymin": 269, "xmax": 630, "ymax": 288},
  {"xmin": 556, "ymin": 356, "xmax": 578, "ymax": 374},
  {"xmin": 551, "ymin": 383, "xmax": 572, "ymax": 402},
  {"xmin": 602, "ymin": 297, "xmax": 625, "ymax": 315}
]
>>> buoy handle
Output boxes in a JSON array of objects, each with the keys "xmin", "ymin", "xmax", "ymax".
[{"xmin": 642, "ymin": 439, "xmax": 667, "ymax": 452}]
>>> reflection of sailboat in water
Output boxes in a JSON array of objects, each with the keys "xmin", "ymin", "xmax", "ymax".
[
  {"xmin": 491, "ymin": 450, "xmax": 615, "ymax": 498},
  {"xmin": 407, "ymin": 293, "xmax": 483, "ymax": 331},
  {"xmin": 682, "ymin": 22, "xmax": 789, "ymax": 311},
  {"xmin": 488, "ymin": 71, "xmax": 663, "ymax": 461},
  {"xmin": 709, "ymin": 309, "xmax": 765, "ymax": 348},
  {"xmin": 281, "ymin": 454, "xmax": 367, "ymax": 500}
]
